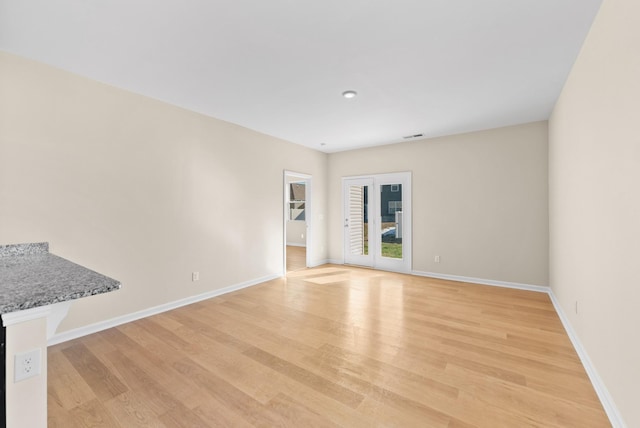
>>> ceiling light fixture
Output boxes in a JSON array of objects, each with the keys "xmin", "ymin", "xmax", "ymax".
[{"xmin": 342, "ymin": 90, "xmax": 357, "ymax": 99}]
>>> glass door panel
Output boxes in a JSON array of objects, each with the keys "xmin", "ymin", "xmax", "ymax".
[{"xmin": 380, "ymin": 184, "xmax": 402, "ymax": 259}]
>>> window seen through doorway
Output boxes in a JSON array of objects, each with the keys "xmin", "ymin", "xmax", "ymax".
[{"xmin": 289, "ymin": 182, "xmax": 306, "ymax": 221}]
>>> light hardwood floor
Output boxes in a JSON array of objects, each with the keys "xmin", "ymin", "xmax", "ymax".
[
  {"xmin": 48, "ymin": 265, "xmax": 611, "ymax": 427},
  {"xmin": 286, "ymin": 245, "xmax": 306, "ymax": 272}
]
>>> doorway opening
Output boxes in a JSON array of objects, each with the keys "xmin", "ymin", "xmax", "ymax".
[{"xmin": 284, "ymin": 171, "xmax": 311, "ymax": 273}]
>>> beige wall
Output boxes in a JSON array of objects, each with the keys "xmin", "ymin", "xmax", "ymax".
[
  {"xmin": 0, "ymin": 51, "xmax": 327, "ymax": 332},
  {"xmin": 549, "ymin": 0, "xmax": 639, "ymax": 425},
  {"xmin": 328, "ymin": 122, "xmax": 549, "ymax": 286},
  {"xmin": 286, "ymin": 221, "xmax": 306, "ymax": 246}
]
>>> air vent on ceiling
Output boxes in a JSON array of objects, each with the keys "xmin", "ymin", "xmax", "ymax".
[{"xmin": 403, "ymin": 133, "xmax": 424, "ymax": 139}]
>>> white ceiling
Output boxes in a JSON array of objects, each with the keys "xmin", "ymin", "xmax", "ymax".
[{"xmin": 0, "ymin": 0, "xmax": 602, "ymax": 153}]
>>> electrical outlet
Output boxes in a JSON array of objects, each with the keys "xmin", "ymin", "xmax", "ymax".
[
  {"xmin": 192, "ymin": 271, "xmax": 200, "ymax": 281},
  {"xmin": 575, "ymin": 300, "xmax": 578, "ymax": 314},
  {"xmin": 15, "ymin": 348, "xmax": 41, "ymax": 382},
  {"xmin": 435, "ymin": 255, "xmax": 441, "ymax": 263}
]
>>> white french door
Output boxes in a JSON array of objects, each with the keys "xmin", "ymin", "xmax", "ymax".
[
  {"xmin": 343, "ymin": 172, "xmax": 411, "ymax": 273},
  {"xmin": 343, "ymin": 177, "xmax": 373, "ymax": 267}
]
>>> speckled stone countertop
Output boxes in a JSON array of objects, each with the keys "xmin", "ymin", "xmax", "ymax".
[{"xmin": 0, "ymin": 242, "xmax": 120, "ymax": 314}]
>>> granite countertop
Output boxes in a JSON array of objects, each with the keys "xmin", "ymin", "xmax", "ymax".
[{"xmin": 0, "ymin": 242, "xmax": 120, "ymax": 314}]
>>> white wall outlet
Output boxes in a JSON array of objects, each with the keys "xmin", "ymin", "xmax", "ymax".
[
  {"xmin": 15, "ymin": 348, "xmax": 42, "ymax": 382},
  {"xmin": 192, "ymin": 271, "xmax": 200, "ymax": 281},
  {"xmin": 435, "ymin": 255, "xmax": 441, "ymax": 263},
  {"xmin": 575, "ymin": 300, "xmax": 578, "ymax": 314}
]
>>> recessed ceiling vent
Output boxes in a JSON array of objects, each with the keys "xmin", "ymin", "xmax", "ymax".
[{"xmin": 403, "ymin": 133, "xmax": 424, "ymax": 139}]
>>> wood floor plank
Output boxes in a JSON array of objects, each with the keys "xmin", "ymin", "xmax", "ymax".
[
  {"xmin": 176, "ymin": 329, "xmax": 285, "ymax": 404},
  {"xmin": 48, "ymin": 386, "xmax": 84, "ymax": 428},
  {"xmin": 48, "ymin": 264, "xmax": 611, "ymax": 427},
  {"xmin": 61, "ymin": 342, "xmax": 128, "ymax": 401},
  {"xmin": 170, "ymin": 316, "xmax": 378, "ymax": 427},
  {"xmin": 48, "ymin": 348, "xmax": 97, "ymax": 410},
  {"xmin": 242, "ymin": 346, "xmax": 364, "ymax": 408},
  {"xmin": 356, "ymin": 393, "xmax": 451, "ymax": 428},
  {"xmin": 171, "ymin": 356, "xmax": 284, "ymax": 428},
  {"xmin": 266, "ymin": 393, "xmax": 340, "ymax": 428},
  {"xmin": 445, "ymin": 364, "xmax": 609, "ymax": 427},
  {"xmin": 167, "ymin": 311, "xmax": 253, "ymax": 354},
  {"xmin": 103, "ymin": 391, "xmax": 167, "ymax": 428},
  {"xmin": 304, "ymin": 343, "xmax": 459, "ymax": 403},
  {"xmin": 101, "ymin": 327, "xmax": 211, "ymax": 410},
  {"xmin": 191, "ymin": 396, "xmax": 256, "ymax": 428},
  {"xmin": 68, "ymin": 398, "xmax": 121, "ymax": 427},
  {"xmin": 286, "ymin": 245, "xmax": 306, "ymax": 272},
  {"xmin": 157, "ymin": 405, "xmax": 211, "ymax": 428},
  {"xmin": 194, "ymin": 302, "xmax": 322, "ymax": 356}
]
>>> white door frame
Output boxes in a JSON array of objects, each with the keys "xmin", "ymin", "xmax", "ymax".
[
  {"xmin": 284, "ymin": 170, "xmax": 312, "ymax": 274},
  {"xmin": 342, "ymin": 172, "xmax": 412, "ymax": 273}
]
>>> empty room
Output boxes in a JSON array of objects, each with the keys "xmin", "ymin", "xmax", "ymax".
[{"xmin": 0, "ymin": 0, "xmax": 638, "ymax": 427}]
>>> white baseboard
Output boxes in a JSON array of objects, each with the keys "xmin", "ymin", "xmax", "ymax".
[
  {"xmin": 308, "ymin": 259, "xmax": 329, "ymax": 268},
  {"xmin": 286, "ymin": 242, "xmax": 307, "ymax": 247},
  {"xmin": 547, "ymin": 292, "xmax": 627, "ymax": 428},
  {"xmin": 411, "ymin": 270, "xmax": 549, "ymax": 293},
  {"xmin": 327, "ymin": 259, "xmax": 344, "ymax": 265},
  {"xmin": 48, "ymin": 273, "xmax": 281, "ymax": 346}
]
